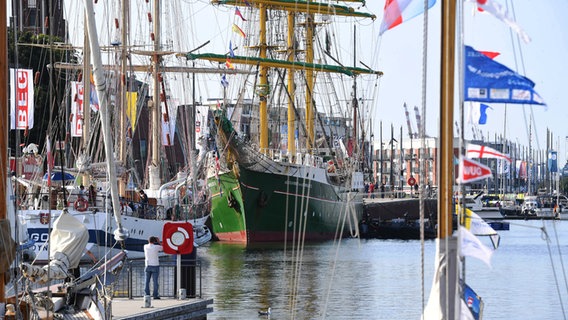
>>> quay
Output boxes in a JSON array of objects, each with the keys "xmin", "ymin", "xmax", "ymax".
[{"xmin": 113, "ymin": 297, "xmax": 213, "ymax": 320}]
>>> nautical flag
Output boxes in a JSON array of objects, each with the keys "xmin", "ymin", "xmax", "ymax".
[
  {"xmin": 126, "ymin": 91, "xmax": 138, "ymax": 132},
  {"xmin": 379, "ymin": 0, "xmax": 437, "ymax": 35},
  {"xmin": 459, "ymin": 226, "xmax": 494, "ymax": 267},
  {"xmin": 10, "ymin": 68, "xmax": 35, "ymax": 130},
  {"xmin": 235, "ymin": 7, "xmax": 246, "ymax": 21},
  {"xmin": 221, "ymin": 74, "xmax": 229, "ymax": 88},
  {"xmin": 466, "ymin": 143, "xmax": 511, "ymax": 162},
  {"xmin": 460, "ymin": 206, "xmax": 500, "ymax": 249},
  {"xmin": 458, "ymin": 157, "xmax": 492, "ymax": 184},
  {"xmin": 478, "ymin": 103, "xmax": 490, "ymax": 124},
  {"xmin": 225, "ymin": 58, "xmax": 235, "ymax": 69},
  {"xmin": 468, "ymin": 102, "xmax": 492, "ymax": 125},
  {"xmin": 464, "ymin": 45, "xmax": 546, "ymax": 106},
  {"xmin": 469, "ymin": 0, "xmax": 531, "ymax": 43},
  {"xmin": 229, "ymin": 41, "xmax": 235, "ymax": 58},
  {"xmin": 462, "ymin": 282, "xmax": 483, "ymax": 320},
  {"xmin": 232, "ymin": 23, "xmax": 246, "ymax": 38}
]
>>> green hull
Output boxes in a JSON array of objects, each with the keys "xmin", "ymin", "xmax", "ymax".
[
  {"xmin": 209, "ymin": 164, "xmax": 363, "ymax": 243},
  {"xmin": 208, "ymin": 170, "xmax": 247, "ymax": 242}
]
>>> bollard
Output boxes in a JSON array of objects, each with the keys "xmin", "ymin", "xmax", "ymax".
[
  {"xmin": 178, "ymin": 288, "xmax": 187, "ymax": 300},
  {"xmin": 143, "ymin": 295, "xmax": 152, "ymax": 308}
]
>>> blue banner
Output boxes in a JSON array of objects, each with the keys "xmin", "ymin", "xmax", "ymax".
[
  {"xmin": 464, "ymin": 45, "xmax": 546, "ymax": 106},
  {"xmin": 549, "ymin": 151, "xmax": 558, "ymax": 173}
]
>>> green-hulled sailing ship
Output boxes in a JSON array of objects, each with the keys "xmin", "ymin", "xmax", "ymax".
[{"xmin": 195, "ymin": 0, "xmax": 382, "ymax": 243}]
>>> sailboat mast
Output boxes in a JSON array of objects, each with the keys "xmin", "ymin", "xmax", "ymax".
[
  {"xmin": 149, "ymin": 0, "xmax": 161, "ymax": 189},
  {"xmin": 305, "ymin": 14, "xmax": 315, "ymax": 150},
  {"xmin": 83, "ymin": 0, "xmax": 128, "ymax": 241},
  {"xmin": 118, "ymin": 0, "xmax": 129, "ymax": 195},
  {"xmin": 439, "ymin": 0, "xmax": 456, "ymax": 240},
  {"xmin": 352, "ymin": 26, "xmax": 358, "ymax": 159},
  {"xmin": 0, "ymin": 0, "xmax": 7, "ymax": 302},
  {"xmin": 436, "ymin": 0, "xmax": 459, "ymax": 318},
  {"xmin": 287, "ymin": 12, "xmax": 296, "ymax": 156},
  {"xmin": 259, "ymin": 4, "xmax": 269, "ymax": 154}
]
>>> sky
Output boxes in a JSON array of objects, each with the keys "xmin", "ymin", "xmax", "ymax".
[{"xmin": 8, "ymin": 1, "xmax": 568, "ymax": 164}]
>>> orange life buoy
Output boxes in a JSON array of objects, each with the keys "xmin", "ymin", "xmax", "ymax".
[{"xmin": 74, "ymin": 198, "xmax": 89, "ymax": 212}]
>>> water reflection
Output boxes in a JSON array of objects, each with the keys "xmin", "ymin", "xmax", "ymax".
[{"xmin": 199, "ymin": 221, "xmax": 568, "ymax": 320}]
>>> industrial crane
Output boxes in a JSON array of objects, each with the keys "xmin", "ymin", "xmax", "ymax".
[
  {"xmin": 403, "ymin": 103, "xmax": 416, "ymax": 139},
  {"xmin": 414, "ymin": 106, "xmax": 422, "ymax": 137}
]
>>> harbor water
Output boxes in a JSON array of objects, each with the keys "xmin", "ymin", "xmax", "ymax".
[{"xmin": 197, "ymin": 219, "xmax": 568, "ymax": 319}]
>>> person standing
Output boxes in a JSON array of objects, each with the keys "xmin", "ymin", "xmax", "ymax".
[{"xmin": 144, "ymin": 236, "xmax": 163, "ymax": 299}]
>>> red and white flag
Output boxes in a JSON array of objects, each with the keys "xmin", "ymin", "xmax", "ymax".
[
  {"xmin": 469, "ymin": 0, "xmax": 531, "ymax": 43},
  {"xmin": 466, "ymin": 143, "xmax": 511, "ymax": 163}
]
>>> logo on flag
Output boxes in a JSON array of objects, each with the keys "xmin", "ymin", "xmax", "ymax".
[
  {"xmin": 464, "ymin": 45, "xmax": 545, "ymax": 106},
  {"xmin": 457, "ymin": 157, "xmax": 492, "ymax": 184},
  {"xmin": 10, "ymin": 68, "xmax": 35, "ymax": 130}
]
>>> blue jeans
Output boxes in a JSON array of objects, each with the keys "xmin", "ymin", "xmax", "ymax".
[{"xmin": 144, "ymin": 265, "xmax": 160, "ymax": 298}]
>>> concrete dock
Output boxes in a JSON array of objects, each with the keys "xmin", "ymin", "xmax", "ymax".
[{"xmin": 113, "ymin": 297, "xmax": 213, "ymax": 320}]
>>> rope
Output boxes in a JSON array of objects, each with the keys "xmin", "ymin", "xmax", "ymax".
[
  {"xmin": 419, "ymin": 0, "xmax": 431, "ymax": 314},
  {"xmin": 541, "ymin": 221, "xmax": 567, "ymax": 319}
]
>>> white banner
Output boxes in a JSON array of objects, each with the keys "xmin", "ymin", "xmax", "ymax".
[
  {"xmin": 70, "ymin": 81, "xmax": 84, "ymax": 137},
  {"xmin": 10, "ymin": 69, "xmax": 34, "ymax": 130},
  {"xmin": 161, "ymin": 98, "xmax": 178, "ymax": 146}
]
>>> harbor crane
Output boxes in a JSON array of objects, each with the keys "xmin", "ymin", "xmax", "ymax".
[
  {"xmin": 414, "ymin": 106, "xmax": 422, "ymax": 137},
  {"xmin": 404, "ymin": 103, "xmax": 416, "ymax": 139}
]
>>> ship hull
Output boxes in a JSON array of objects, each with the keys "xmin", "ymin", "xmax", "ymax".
[
  {"xmin": 210, "ymin": 164, "xmax": 362, "ymax": 243},
  {"xmin": 208, "ymin": 170, "xmax": 247, "ymax": 242}
]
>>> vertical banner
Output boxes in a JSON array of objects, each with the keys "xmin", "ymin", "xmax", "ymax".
[
  {"xmin": 70, "ymin": 81, "xmax": 84, "ymax": 137},
  {"xmin": 548, "ymin": 151, "xmax": 558, "ymax": 173},
  {"xmin": 161, "ymin": 98, "xmax": 178, "ymax": 146},
  {"xmin": 126, "ymin": 91, "xmax": 138, "ymax": 132},
  {"xmin": 10, "ymin": 69, "xmax": 34, "ymax": 130},
  {"xmin": 195, "ymin": 105, "xmax": 210, "ymax": 150}
]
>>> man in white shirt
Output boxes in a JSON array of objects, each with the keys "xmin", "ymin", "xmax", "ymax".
[{"xmin": 144, "ymin": 236, "xmax": 163, "ymax": 299}]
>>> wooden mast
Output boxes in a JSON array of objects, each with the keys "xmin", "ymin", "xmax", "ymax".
[
  {"xmin": 149, "ymin": 0, "xmax": 162, "ymax": 190},
  {"xmin": 0, "ymin": 0, "xmax": 8, "ymax": 303},
  {"xmin": 287, "ymin": 11, "xmax": 296, "ymax": 156},
  {"xmin": 439, "ymin": 0, "xmax": 456, "ymax": 241},
  {"xmin": 437, "ymin": 0, "xmax": 459, "ymax": 317}
]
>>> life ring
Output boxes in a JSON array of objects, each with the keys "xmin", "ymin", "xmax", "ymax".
[{"xmin": 74, "ymin": 198, "xmax": 89, "ymax": 212}]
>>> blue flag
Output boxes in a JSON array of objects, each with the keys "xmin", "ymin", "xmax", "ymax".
[
  {"xmin": 464, "ymin": 45, "xmax": 546, "ymax": 106},
  {"xmin": 229, "ymin": 41, "xmax": 235, "ymax": 58},
  {"xmin": 478, "ymin": 103, "xmax": 490, "ymax": 124},
  {"xmin": 221, "ymin": 74, "xmax": 229, "ymax": 88},
  {"xmin": 462, "ymin": 282, "xmax": 483, "ymax": 320}
]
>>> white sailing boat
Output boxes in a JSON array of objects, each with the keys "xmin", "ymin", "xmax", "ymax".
[{"xmin": 14, "ymin": 0, "xmax": 217, "ymax": 261}]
